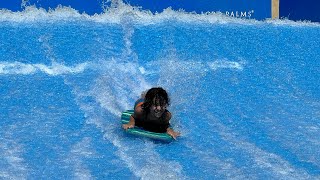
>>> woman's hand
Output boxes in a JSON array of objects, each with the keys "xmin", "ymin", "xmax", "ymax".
[
  {"xmin": 123, "ymin": 116, "xmax": 135, "ymax": 130},
  {"xmin": 167, "ymin": 128, "xmax": 180, "ymax": 140},
  {"xmin": 122, "ymin": 123, "xmax": 134, "ymax": 130}
]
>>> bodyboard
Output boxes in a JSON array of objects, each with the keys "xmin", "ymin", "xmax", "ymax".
[{"xmin": 121, "ymin": 110, "xmax": 173, "ymax": 141}]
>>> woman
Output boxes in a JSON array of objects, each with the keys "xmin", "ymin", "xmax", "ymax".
[{"xmin": 122, "ymin": 87, "xmax": 180, "ymax": 140}]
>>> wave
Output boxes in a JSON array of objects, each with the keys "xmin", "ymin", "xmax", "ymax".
[
  {"xmin": 0, "ymin": 61, "xmax": 89, "ymax": 76},
  {"xmin": 0, "ymin": 136, "xmax": 28, "ymax": 179},
  {"xmin": 62, "ymin": 59, "xmax": 184, "ymax": 179},
  {"xmin": 0, "ymin": 4, "xmax": 319, "ymax": 27},
  {"xmin": 0, "ymin": 59, "xmax": 246, "ymax": 76},
  {"xmin": 66, "ymin": 137, "xmax": 94, "ymax": 179},
  {"xmin": 208, "ymin": 60, "xmax": 245, "ymax": 71},
  {"xmin": 204, "ymin": 114, "xmax": 312, "ymax": 179}
]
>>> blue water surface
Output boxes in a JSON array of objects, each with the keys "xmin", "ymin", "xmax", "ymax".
[{"xmin": 0, "ymin": 5, "xmax": 320, "ymax": 179}]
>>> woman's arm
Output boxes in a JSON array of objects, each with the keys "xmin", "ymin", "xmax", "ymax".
[
  {"xmin": 122, "ymin": 115, "xmax": 135, "ymax": 130},
  {"xmin": 165, "ymin": 111, "xmax": 180, "ymax": 140},
  {"xmin": 166, "ymin": 127, "xmax": 180, "ymax": 140}
]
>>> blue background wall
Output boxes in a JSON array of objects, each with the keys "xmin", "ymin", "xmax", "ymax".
[
  {"xmin": 280, "ymin": 0, "xmax": 320, "ymax": 22},
  {"xmin": 0, "ymin": 0, "xmax": 319, "ymax": 22},
  {"xmin": 0, "ymin": 0, "xmax": 271, "ymax": 20},
  {"xmin": 123, "ymin": 0, "xmax": 271, "ymax": 19},
  {"xmin": 0, "ymin": 0, "xmax": 107, "ymax": 15}
]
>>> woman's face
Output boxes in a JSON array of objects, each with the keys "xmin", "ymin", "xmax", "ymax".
[{"xmin": 149, "ymin": 98, "xmax": 167, "ymax": 118}]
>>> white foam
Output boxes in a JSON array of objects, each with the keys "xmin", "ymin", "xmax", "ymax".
[
  {"xmin": 63, "ymin": 58, "xmax": 184, "ymax": 179},
  {"xmin": 89, "ymin": 59, "xmax": 150, "ymax": 116},
  {"xmin": 65, "ymin": 137, "xmax": 94, "ymax": 179},
  {"xmin": 0, "ymin": 3, "xmax": 319, "ymax": 27},
  {"xmin": 0, "ymin": 6, "xmax": 87, "ymax": 23},
  {"xmin": 208, "ymin": 60, "xmax": 245, "ymax": 71},
  {"xmin": 205, "ymin": 114, "xmax": 312, "ymax": 179},
  {"xmin": 265, "ymin": 18, "xmax": 320, "ymax": 27},
  {"xmin": 0, "ymin": 61, "xmax": 89, "ymax": 75},
  {"xmin": 183, "ymin": 141, "xmax": 248, "ymax": 179},
  {"xmin": 0, "ymin": 138, "xmax": 28, "ymax": 179}
]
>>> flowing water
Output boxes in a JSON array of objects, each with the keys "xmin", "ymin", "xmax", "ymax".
[{"xmin": 0, "ymin": 3, "xmax": 320, "ymax": 179}]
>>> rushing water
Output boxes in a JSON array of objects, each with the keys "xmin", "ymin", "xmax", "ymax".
[{"xmin": 0, "ymin": 4, "xmax": 320, "ymax": 179}]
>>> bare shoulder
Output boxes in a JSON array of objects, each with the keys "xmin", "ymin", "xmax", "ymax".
[
  {"xmin": 165, "ymin": 111, "xmax": 172, "ymax": 121},
  {"xmin": 134, "ymin": 106, "xmax": 144, "ymax": 116}
]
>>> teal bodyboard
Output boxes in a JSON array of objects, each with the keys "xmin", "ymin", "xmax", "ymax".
[{"xmin": 121, "ymin": 110, "xmax": 174, "ymax": 141}]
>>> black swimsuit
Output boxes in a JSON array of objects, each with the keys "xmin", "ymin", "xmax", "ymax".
[{"xmin": 132, "ymin": 110, "xmax": 170, "ymax": 133}]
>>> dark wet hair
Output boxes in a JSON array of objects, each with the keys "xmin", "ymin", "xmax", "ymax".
[{"xmin": 142, "ymin": 87, "xmax": 170, "ymax": 112}]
